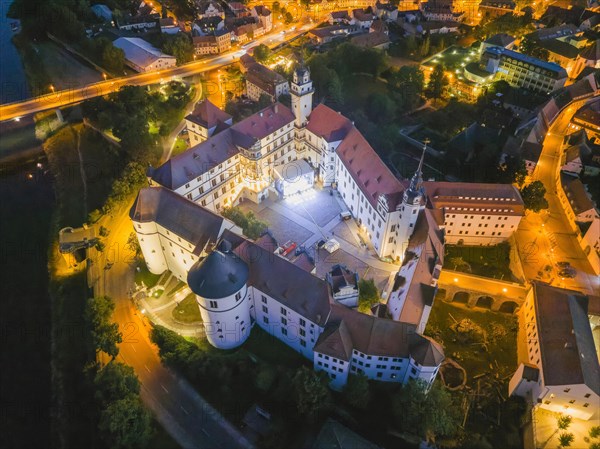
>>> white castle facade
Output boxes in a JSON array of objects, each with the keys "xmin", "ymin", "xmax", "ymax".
[{"xmin": 133, "ymin": 65, "xmax": 523, "ymax": 390}]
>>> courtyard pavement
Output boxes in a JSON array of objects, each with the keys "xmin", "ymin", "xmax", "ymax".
[{"xmin": 239, "ymin": 186, "xmax": 400, "ymax": 295}]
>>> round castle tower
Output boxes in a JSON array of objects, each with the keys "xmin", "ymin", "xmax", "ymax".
[{"xmin": 187, "ymin": 240, "xmax": 251, "ymax": 350}]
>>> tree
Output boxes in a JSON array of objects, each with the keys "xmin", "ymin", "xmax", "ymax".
[
  {"xmin": 389, "ymin": 66, "xmax": 424, "ymax": 109},
  {"xmin": 495, "ymin": 156, "xmax": 527, "ymax": 187},
  {"xmin": 366, "ymin": 92, "xmax": 396, "ymax": 123},
  {"xmin": 449, "ymin": 257, "xmax": 471, "ymax": 272},
  {"xmin": 358, "ymin": 278, "xmax": 379, "ymax": 313},
  {"xmin": 426, "ymin": 65, "xmax": 448, "ymax": 103},
  {"xmin": 558, "ymin": 432, "xmax": 575, "ymax": 448},
  {"xmin": 392, "ymin": 380, "xmax": 460, "ymax": 442},
  {"xmin": 343, "ymin": 374, "xmax": 371, "ymax": 410},
  {"xmin": 272, "ymin": 1, "xmax": 280, "ymax": 14},
  {"xmin": 520, "ymin": 180, "xmax": 548, "ymax": 212},
  {"xmin": 557, "ymin": 414, "xmax": 572, "ymax": 430},
  {"xmin": 519, "ymin": 37, "xmax": 549, "ymax": 61},
  {"xmin": 258, "ymin": 93, "xmax": 273, "ymax": 109},
  {"xmin": 284, "ymin": 11, "xmax": 293, "ymax": 24},
  {"xmin": 85, "ymin": 296, "xmax": 122, "ymax": 359},
  {"xmin": 419, "ymin": 34, "xmax": 431, "ymax": 58},
  {"xmin": 126, "ymin": 232, "xmax": 141, "ymax": 259},
  {"xmin": 590, "ymin": 426, "xmax": 600, "ymax": 439},
  {"xmin": 161, "ymin": 33, "xmax": 194, "ymax": 65},
  {"xmin": 253, "ymin": 44, "xmax": 271, "ymax": 63},
  {"xmin": 99, "ymin": 395, "xmax": 152, "ymax": 449},
  {"xmin": 292, "ymin": 367, "xmax": 331, "ymax": 421},
  {"xmin": 100, "ymin": 40, "xmax": 126, "ymax": 73},
  {"xmin": 94, "ymin": 361, "xmax": 140, "ymax": 406}
]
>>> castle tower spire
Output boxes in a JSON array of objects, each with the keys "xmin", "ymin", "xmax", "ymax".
[
  {"xmin": 291, "ymin": 63, "xmax": 314, "ymax": 128},
  {"xmin": 404, "ymin": 138, "xmax": 429, "ymax": 205}
]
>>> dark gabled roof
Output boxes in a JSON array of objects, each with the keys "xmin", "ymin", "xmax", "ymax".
[
  {"xmin": 327, "ymin": 264, "xmax": 358, "ymax": 294},
  {"xmin": 424, "ymin": 181, "xmax": 525, "ymax": 216},
  {"xmin": 185, "ymin": 99, "xmax": 232, "ymax": 129},
  {"xmin": 313, "ymin": 419, "xmax": 381, "ymax": 449},
  {"xmin": 314, "ymin": 320, "xmax": 354, "ymax": 361},
  {"xmin": 130, "ymin": 186, "xmax": 225, "ymax": 252},
  {"xmin": 484, "ymin": 33, "xmax": 515, "ymax": 48},
  {"xmin": 187, "ymin": 241, "xmax": 249, "ymax": 299},
  {"xmin": 539, "ymin": 39, "xmax": 580, "ymax": 59},
  {"xmin": 245, "ymin": 64, "xmax": 288, "ymax": 96},
  {"xmin": 226, "ymin": 230, "xmax": 332, "ymax": 326},
  {"xmin": 579, "ymin": 40, "xmax": 600, "ymax": 62},
  {"xmin": 532, "ymin": 282, "xmax": 600, "ymax": 395},
  {"xmin": 560, "ymin": 173, "xmax": 595, "ymax": 215},
  {"xmin": 152, "ymin": 103, "xmax": 294, "ymax": 190}
]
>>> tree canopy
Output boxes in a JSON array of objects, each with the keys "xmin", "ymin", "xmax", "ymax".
[
  {"xmin": 99, "ymin": 395, "xmax": 152, "ymax": 449},
  {"xmin": 392, "ymin": 380, "xmax": 460, "ymax": 442},
  {"xmin": 85, "ymin": 296, "xmax": 122, "ymax": 359},
  {"xmin": 358, "ymin": 279, "xmax": 379, "ymax": 313},
  {"xmin": 520, "ymin": 180, "xmax": 548, "ymax": 212},
  {"xmin": 426, "ymin": 65, "xmax": 448, "ymax": 102},
  {"xmin": 292, "ymin": 367, "xmax": 332, "ymax": 421},
  {"xmin": 94, "ymin": 361, "xmax": 140, "ymax": 406}
]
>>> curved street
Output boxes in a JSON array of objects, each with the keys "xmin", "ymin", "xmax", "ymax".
[
  {"xmin": 0, "ymin": 24, "xmax": 314, "ymax": 122},
  {"xmin": 89, "ymin": 202, "xmax": 253, "ymax": 449},
  {"xmin": 514, "ymin": 97, "xmax": 600, "ymax": 295}
]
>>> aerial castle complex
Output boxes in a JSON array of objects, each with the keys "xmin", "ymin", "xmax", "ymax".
[{"xmin": 132, "ymin": 65, "xmax": 524, "ymax": 389}]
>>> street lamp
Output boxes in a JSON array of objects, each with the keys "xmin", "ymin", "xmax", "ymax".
[
  {"xmin": 49, "ymin": 84, "xmax": 55, "ymax": 93},
  {"xmin": 103, "ymin": 73, "xmax": 107, "ymax": 81}
]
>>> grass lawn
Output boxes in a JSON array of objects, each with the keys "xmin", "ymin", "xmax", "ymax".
[
  {"xmin": 171, "ymin": 137, "xmax": 189, "ymax": 157},
  {"xmin": 340, "ymin": 74, "xmax": 388, "ymax": 114},
  {"xmin": 240, "ymin": 325, "xmax": 307, "ymax": 369},
  {"xmin": 44, "ymin": 124, "xmax": 123, "ymax": 227},
  {"xmin": 425, "ymin": 299, "xmax": 524, "ymax": 448},
  {"xmin": 444, "ymin": 243, "xmax": 513, "ymax": 280},
  {"xmin": 135, "ymin": 264, "xmax": 161, "ymax": 288},
  {"xmin": 172, "ymin": 293, "xmax": 202, "ymax": 323}
]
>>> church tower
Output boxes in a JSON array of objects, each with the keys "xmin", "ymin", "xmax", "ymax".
[
  {"xmin": 291, "ymin": 65, "xmax": 314, "ymax": 128},
  {"xmin": 396, "ymin": 140, "xmax": 428, "ymax": 258}
]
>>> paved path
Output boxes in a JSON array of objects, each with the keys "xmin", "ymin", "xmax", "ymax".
[
  {"xmin": 89, "ymin": 202, "xmax": 253, "ymax": 449},
  {"xmin": 514, "ymin": 98, "xmax": 600, "ymax": 295},
  {"xmin": 269, "ymin": 200, "xmax": 399, "ymax": 273}
]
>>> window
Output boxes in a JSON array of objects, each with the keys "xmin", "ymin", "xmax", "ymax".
[
  {"xmin": 299, "ymin": 318, "xmax": 306, "ymax": 327},
  {"xmin": 584, "ymin": 403, "xmax": 589, "ymax": 407},
  {"xmin": 280, "ymin": 307, "xmax": 287, "ymax": 316},
  {"xmin": 564, "ymin": 388, "xmax": 571, "ymax": 393},
  {"xmin": 300, "ymin": 340, "xmax": 306, "ymax": 347},
  {"xmin": 300, "ymin": 329, "xmax": 306, "ymax": 337},
  {"xmin": 376, "ymin": 372, "xmax": 382, "ymax": 378},
  {"xmin": 281, "ymin": 328, "xmax": 287, "ymax": 336},
  {"xmin": 281, "ymin": 317, "xmax": 287, "ymax": 325},
  {"xmin": 262, "ymin": 305, "xmax": 268, "ymax": 313},
  {"xmin": 584, "ymin": 393, "xmax": 591, "ymax": 398},
  {"xmin": 235, "ymin": 292, "xmax": 242, "ymax": 301},
  {"xmin": 209, "ymin": 300, "xmax": 218, "ymax": 308},
  {"xmin": 261, "ymin": 295, "xmax": 267, "ymax": 303}
]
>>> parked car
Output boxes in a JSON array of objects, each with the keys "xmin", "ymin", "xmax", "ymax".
[
  {"xmin": 556, "ymin": 261, "xmax": 570, "ymax": 268},
  {"xmin": 323, "ymin": 239, "xmax": 340, "ymax": 253},
  {"xmin": 317, "ymin": 239, "xmax": 326, "ymax": 249},
  {"xmin": 558, "ymin": 268, "xmax": 576, "ymax": 278},
  {"xmin": 340, "ymin": 211, "xmax": 352, "ymax": 221}
]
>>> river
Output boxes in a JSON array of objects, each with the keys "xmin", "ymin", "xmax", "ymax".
[
  {"xmin": 0, "ymin": 1, "xmax": 29, "ymax": 104},
  {"xmin": 0, "ymin": 2, "xmax": 52, "ymax": 448}
]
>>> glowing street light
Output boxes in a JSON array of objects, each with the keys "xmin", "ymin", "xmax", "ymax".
[
  {"xmin": 49, "ymin": 84, "xmax": 55, "ymax": 93},
  {"xmin": 103, "ymin": 73, "xmax": 107, "ymax": 81}
]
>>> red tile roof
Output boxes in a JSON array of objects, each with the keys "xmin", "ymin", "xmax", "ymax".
[
  {"xmin": 306, "ymin": 104, "xmax": 354, "ymax": 142},
  {"xmin": 336, "ymin": 127, "xmax": 405, "ymax": 210},
  {"xmin": 186, "ymin": 99, "xmax": 232, "ymax": 128}
]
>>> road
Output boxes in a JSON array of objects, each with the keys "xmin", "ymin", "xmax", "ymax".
[
  {"xmin": 514, "ymin": 98, "xmax": 600, "ymax": 296},
  {"xmin": 89, "ymin": 202, "xmax": 253, "ymax": 449},
  {"xmin": 0, "ymin": 24, "xmax": 314, "ymax": 122}
]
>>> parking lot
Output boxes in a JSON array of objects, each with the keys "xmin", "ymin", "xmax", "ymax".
[{"xmin": 238, "ymin": 186, "xmax": 399, "ymax": 294}]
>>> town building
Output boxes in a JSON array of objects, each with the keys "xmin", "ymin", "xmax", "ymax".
[
  {"xmin": 328, "ymin": 10, "xmax": 352, "ymax": 24},
  {"xmin": 352, "ymin": 8, "xmax": 375, "ymax": 29},
  {"xmin": 117, "ymin": 1, "xmax": 159, "ymax": 30},
  {"xmin": 251, "ymin": 6, "xmax": 272, "ymax": 33},
  {"xmin": 478, "ymin": 0, "xmax": 515, "ymax": 19},
  {"xmin": 113, "ymin": 37, "xmax": 176, "ymax": 72},
  {"xmin": 135, "ymin": 63, "xmax": 530, "ymax": 391},
  {"xmin": 245, "ymin": 63, "xmax": 290, "ymax": 102},
  {"xmin": 509, "ymin": 282, "xmax": 600, "ymax": 421},
  {"xmin": 560, "ymin": 173, "xmax": 598, "ymax": 223},
  {"xmin": 423, "ymin": 182, "xmax": 525, "ymax": 246},
  {"xmin": 482, "ymin": 47, "xmax": 568, "ymax": 94},
  {"xmin": 185, "ymin": 99, "xmax": 233, "ymax": 146},
  {"xmin": 196, "ymin": 0, "xmax": 225, "ymax": 19},
  {"xmin": 159, "ymin": 17, "xmax": 180, "ymax": 34},
  {"xmin": 326, "ymin": 265, "xmax": 359, "ymax": 307},
  {"xmin": 192, "ymin": 29, "xmax": 231, "ymax": 56},
  {"xmin": 571, "ymin": 96, "xmax": 600, "ymax": 141},
  {"xmin": 131, "ymin": 187, "xmax": 445, "ymax": 390},
  {"xmin": 350, "ymin": 31, "xmax": 391, "ymax": 50},
  {"xmin": 374, "ymin": 1, "xmax": 399, "ymax": 22}
]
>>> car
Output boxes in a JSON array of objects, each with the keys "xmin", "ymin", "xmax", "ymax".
[
  {"xmin": 323, "ymin": 239, "xmax": 340, "ymax": 254},
  {"xmin": 317, "ymin": 239, "xmax": 326, "ymax": 249},
  {"xmin": 556, "ymin": 261, "xmax": 570, "ymax": 268},
  {"xmin": 340, "ymin": 211, "xmax": 352, "ymax": 221},
  {"xmin": 558, "ymin": 269, "xmax": 576, "ymax": 278}
]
